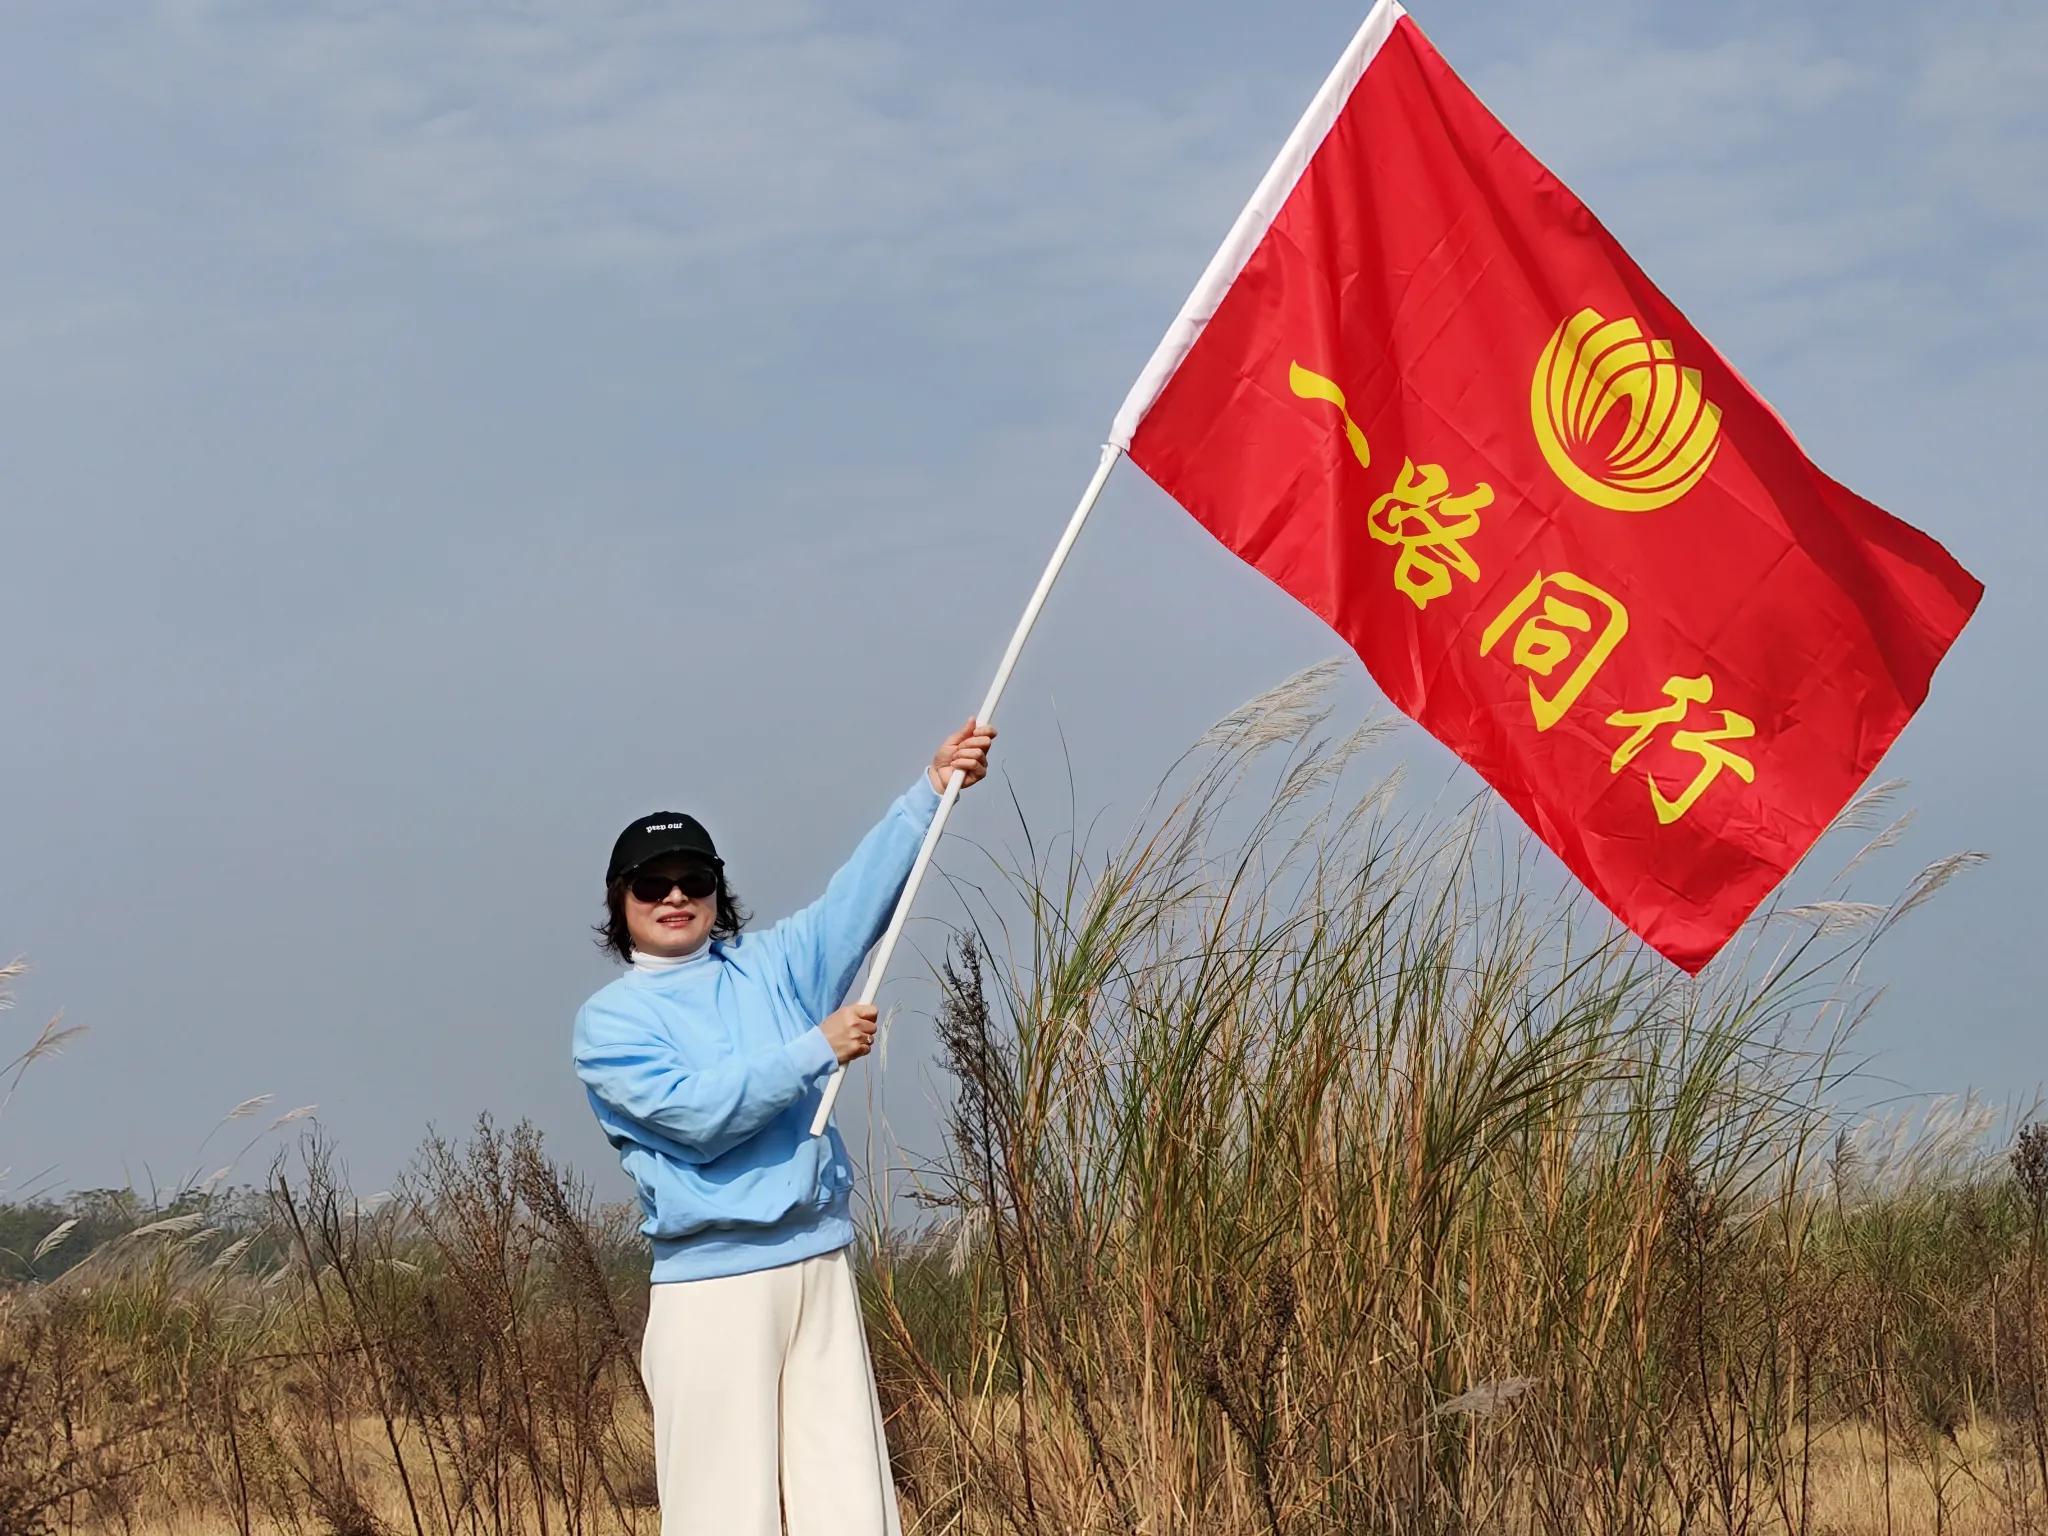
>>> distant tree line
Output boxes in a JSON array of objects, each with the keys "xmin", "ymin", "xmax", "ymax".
[{"xmin": 0, "ymin": 1184, "xmax": 283, "ymax": 1283}]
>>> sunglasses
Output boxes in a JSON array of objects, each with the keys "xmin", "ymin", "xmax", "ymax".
[{"xmin": 626, "ymin": 864, "xmax": 720, "ymax": 904}]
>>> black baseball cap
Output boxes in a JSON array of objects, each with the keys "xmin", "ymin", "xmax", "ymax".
[{"xmin": 606, "ymin": 812, "xmax": 721, "ymax": 884}]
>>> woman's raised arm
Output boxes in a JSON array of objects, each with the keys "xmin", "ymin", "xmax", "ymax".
[{"xmin": 767, "ymin": 720, "xmax": 994, "ymax": 1021}]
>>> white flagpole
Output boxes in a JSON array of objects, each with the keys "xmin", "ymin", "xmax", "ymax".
[{"xmin": 809, "ymin": 441, "xmax": 1123, "ymax": 1137}]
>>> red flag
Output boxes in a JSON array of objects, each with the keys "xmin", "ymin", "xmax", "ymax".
[{"xmin": 1112, "ymin": 1, "xmax": 1981, "ymax": 972}]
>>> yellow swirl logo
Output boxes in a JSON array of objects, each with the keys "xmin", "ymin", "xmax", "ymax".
[{"xmin": 1531, "ymin": 309, "xmax": 1721, "ymax": 513}]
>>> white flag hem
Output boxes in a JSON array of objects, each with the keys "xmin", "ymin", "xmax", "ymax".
[{"xmin": 1108, "ymin": 0, "xmax": 1406, "ymax": 452}]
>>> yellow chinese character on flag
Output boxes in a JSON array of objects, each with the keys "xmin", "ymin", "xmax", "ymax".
[
  {"xmin": 1479, "ymin": 571, "xmax": 1629, "ymax": 730},
  {"xmin": 1291, "ymin": 361, "xmax": 1488, "ymax": 611},
  {"xmin": 1367, "ymin": 460, "xmax": 1491, "ymax": 610},
  {"xmin": 1289, "ymin": 361, "xmax": 1372, "ymax": 471},
  {"xmin": 1607, "ymin": 675, "xmax": 1757, "ymax": 825}
]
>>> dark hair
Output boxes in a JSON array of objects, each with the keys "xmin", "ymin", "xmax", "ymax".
[{"xmin": 594, "ymin": 866, "xmax": 750, "ymax": 965}]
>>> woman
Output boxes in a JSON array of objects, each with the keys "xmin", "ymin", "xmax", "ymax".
[{"xmin": 572, "ymin": 718, "xmax": 995, "ymax": 1536}]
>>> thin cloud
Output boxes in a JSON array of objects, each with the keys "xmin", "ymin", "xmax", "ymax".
[{"xmin": 106, "ymin": 0, "xmax": 1260, "ymax": 322}]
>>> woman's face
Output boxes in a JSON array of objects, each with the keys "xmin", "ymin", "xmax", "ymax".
[{"xmin": 622, "ymin": 857, "xmax": 719, "ymax": 957}]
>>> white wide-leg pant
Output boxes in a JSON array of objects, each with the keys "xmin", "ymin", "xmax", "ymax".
[{"xmin": 638, "ymin": 1246, "xmax": 903, "ymax": 1536}]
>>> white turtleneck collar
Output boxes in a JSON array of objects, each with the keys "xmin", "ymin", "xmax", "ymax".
[{"xmin": 630, "ymin": 938, "xmax": 714, "ymax": 974}]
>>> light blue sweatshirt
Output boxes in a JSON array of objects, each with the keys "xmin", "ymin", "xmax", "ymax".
[{"xmin": 572, "ymin": 769, "xmax": 942, "ymax": 1283}]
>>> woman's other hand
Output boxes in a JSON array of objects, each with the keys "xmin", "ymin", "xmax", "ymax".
[
  {"xmin": 821, "ymin": 1002, "xmax": 880, "ymax": 1065},
  {"xmin": 926, "ymin": 717, "xmax": 996, "ymax": 794}
]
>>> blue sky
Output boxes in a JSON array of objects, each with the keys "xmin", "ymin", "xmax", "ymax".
[{"xmin": 2, "ymin": 0, "xmax": 2041, "ymax": 1200}]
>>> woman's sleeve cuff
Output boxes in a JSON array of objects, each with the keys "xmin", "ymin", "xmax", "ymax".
[
  {"xmin": 787, "ymin": 1026, "xmax": 840, "ymax": 1083},
  {"xmin": 907, "ymin": 768, "xmax": 943, "ymax": 817}
]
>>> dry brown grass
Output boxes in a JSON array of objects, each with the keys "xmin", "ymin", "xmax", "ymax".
[
  {"xmin": 47, "ymin": 1420, "xmax": 2035, "ymax": 1536},
  {"xmin": 2, "ymin": 667, "xmax": 2037, "ymax": 1535}
]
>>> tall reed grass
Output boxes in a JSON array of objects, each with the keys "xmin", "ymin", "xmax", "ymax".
[
  {"xmin": 0, "ymin": 660, "xmax": 2034, "ymax": 1536},
  {"xmin": 857, "ymin": 659, "xmax": 2028, "ymax": 1534}
]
